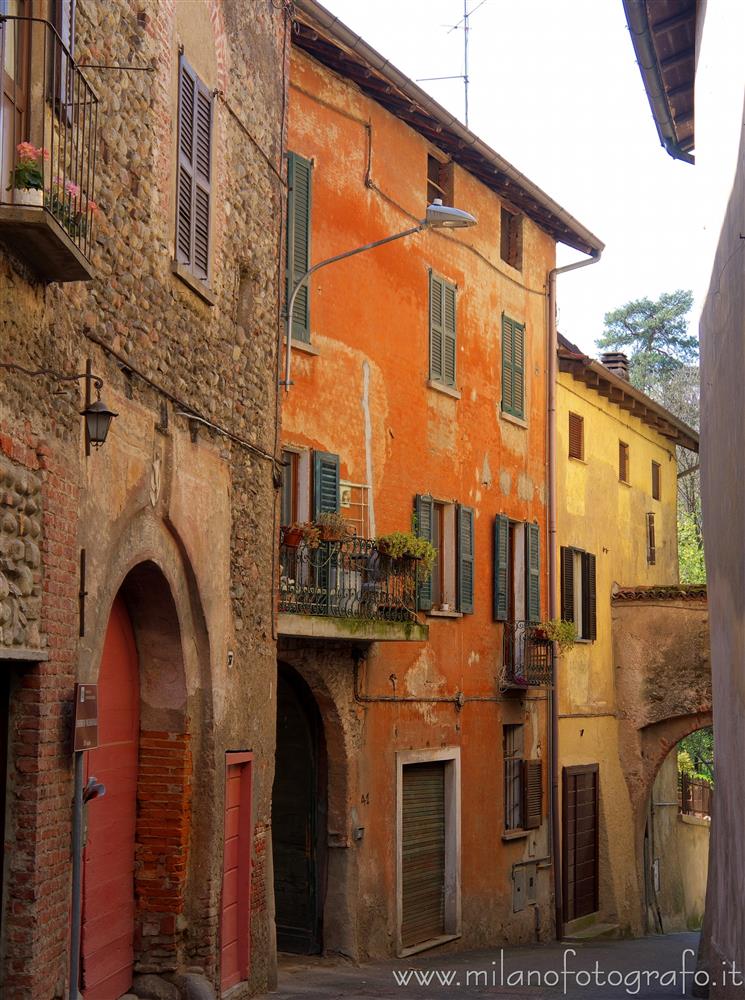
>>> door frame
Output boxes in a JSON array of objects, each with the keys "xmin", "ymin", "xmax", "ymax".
[
  {"xmin": 395, "ymin": 747, "xmax": 461, "ymax": 957},
  {"xmin": 562, "ymin": 763, "xmax": 600, "ymax": 923}
]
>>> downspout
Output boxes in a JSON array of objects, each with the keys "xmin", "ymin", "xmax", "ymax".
[{"xmin": 547, "ymin": 250, "xmax": 602, "ymax": 940}]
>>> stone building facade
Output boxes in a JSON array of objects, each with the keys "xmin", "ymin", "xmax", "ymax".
[{"xmin": 0, "ymin": 1, "xmax": 287, "ymax": 997}]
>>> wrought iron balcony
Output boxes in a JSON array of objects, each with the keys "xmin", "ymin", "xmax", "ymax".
[
  {"xmin": 0, "ymin": 15, "xmax": 98, "ymax": 280},
  {"xmin": 277, "ymin": 529, "xmax": 428, "ymax": 642},
  {"xmin": 502, "ymin": 621, "xmax": 554, "ymax": 688}
]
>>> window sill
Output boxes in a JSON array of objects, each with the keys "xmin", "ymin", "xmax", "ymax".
[
  {"xmin": 427, "ymin": 379, "xmax": 461, "ymax": 400},
  {"xmin": 500, "ymin": 409, "xmax": 528, "ymax": 429},
  {"xmin": 287, "ymin": 336, "xmax": 320, "ymax": 356},
  {"xmin": 171, "ymin": 261, "xmax": 216, "ymax": 305},
  {"xmin": 619, "ymin": 478, "xmax": 631, "ymax": 488},
  {"xmin": 569, "ymin": 455, "xmax": 587, "ymax": 465},
  {"xmin": 427, "ymin": 609, "xmax": 463, "ymax": 619},
  {"xmin": 502, "ymin": 829, "xmax": 529, "ymax": 842}
]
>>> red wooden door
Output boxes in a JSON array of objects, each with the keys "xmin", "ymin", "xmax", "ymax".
[
  {"xmin": 82, "ymin": 596, "xmax": 139, "ymax": 999},
  {"xmin": 221, "ymin": 752, "xmax": 253, "ymax": 992}
]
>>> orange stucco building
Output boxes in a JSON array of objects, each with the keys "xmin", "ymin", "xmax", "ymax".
[{"xmin": 273, "ymin": 0, "xmax": 603, "ymax": 960}]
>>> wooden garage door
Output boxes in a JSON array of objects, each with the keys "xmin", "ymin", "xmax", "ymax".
[
  {"xmin": 401, "ymin": 762, "xmax": 445, "ymax": 948},
  {"xmin": 221, "ymin": 752, "xmax": 252, "ymax": 993},
  {"xmin": 562, "ymin": 764, "xmax": 599, "ymax": 922}
]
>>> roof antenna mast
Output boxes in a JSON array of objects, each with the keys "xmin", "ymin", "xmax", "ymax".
[{"xmin": 416, "ymin": 0, "xmax": 488, "ymax": 129}]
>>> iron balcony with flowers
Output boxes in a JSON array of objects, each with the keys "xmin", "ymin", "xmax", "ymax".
[
  {"xmin": 277, "ymin": 524, "xmax": 429, "ymax": 643},
  {"xmin": 0, "ymin": 14, "xmax": 98, "ymax": 281}
]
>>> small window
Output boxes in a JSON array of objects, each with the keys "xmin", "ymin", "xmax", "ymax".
[
  {"xmin": 280, "ymin": 450, "xmax": 299, "ymax": 527},
  {"xmin": 427, "ymin": 154, "xmax": 453, "ymax": 205},
  {"xmin": 619, "ymin": 441, "xmax": 630, "ymax": 483},
  {"xmin": 568, "ymin": 412, "xmax": 584, "ymax": 460},
  {"xmin": 651, "ymin": 461, "xmax": 661, "ymax": 501},
  {"xmin": 415, "ymin": 495, "xmax": 474, "ymax": 614},
  {"xmin": 493, "ymin": 516, "xmax": 541, "ymax": 624},
  {"xmin": 429, "ymin": 271, "xmax": 457, "ymax": 389},
  {"xmin": 647, "ymin": 513, "xmax": 656, "ymax": 565},
  {"xmin": 560, "ymin": 546, "xmax": 597, "ymax": 641},
  {"xmin": 504, "ymin": 724, "xmax": 524, "ymax": 831},
  {"xmin": 501, "ymin": 314, "xmax": 526, "ymax": 419},
  {"xmin": 500, "ymin": 207, "xmax": 523, "ymax": 270}
]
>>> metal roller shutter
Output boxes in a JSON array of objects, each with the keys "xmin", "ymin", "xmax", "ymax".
[{"xmin": 401, "ymin": 762, "xmax": 446, "ymax": 948}]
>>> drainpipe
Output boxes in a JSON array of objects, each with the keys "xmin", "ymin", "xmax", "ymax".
[{"xmin": 547, "ymin": 250, "xmax": 602, "ymax": 940}]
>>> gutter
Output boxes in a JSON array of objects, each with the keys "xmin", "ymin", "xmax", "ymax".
[
  {"xmin": 622, "ymin": 0, "xmax": 695, "ymax": 165},
  {"xmin": 547, "ymin": 250, "xmax": 603, "ymax": 942},
  {"xmin": 292, "ymin": 0, "xmax": 604, "ymax": 256}
]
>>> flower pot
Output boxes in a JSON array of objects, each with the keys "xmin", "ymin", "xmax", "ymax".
[
  {"xmin": 282, "ymin": 527, "xmax": 304, "ymax": 547},
  {"xmin": 13, "ymin": 188, "xmax": 43, "ymax": 208}
]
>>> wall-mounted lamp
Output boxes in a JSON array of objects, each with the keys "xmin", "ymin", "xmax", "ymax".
[{"xmin": 0, "ymin": 358, "xmax": 117, "ymax": 451}]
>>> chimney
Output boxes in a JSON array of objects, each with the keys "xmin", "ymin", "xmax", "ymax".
[{"xmin": 600, "ymin": 351, "xmax": 629, "ymax": 380}]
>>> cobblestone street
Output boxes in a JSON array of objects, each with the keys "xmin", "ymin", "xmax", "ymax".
[{"xmin": 275, "ymin": 934, "xmax": 710, "ymax": 999}]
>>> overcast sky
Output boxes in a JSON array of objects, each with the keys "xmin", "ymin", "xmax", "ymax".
[{"xmin": 319, "ymin": 0, "xmax": 698, "ymax": 356}]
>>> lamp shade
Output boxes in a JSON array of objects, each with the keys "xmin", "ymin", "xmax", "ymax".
[
  {"xmin": 425, "ymin": 198, "xmax": 477, "ymax": 229},
  {"xmin": 81, "ymin": 398, "xmax": 117, "ymax": 448}
]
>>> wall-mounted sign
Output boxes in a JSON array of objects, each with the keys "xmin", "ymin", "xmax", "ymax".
[{"xmin": 73, "ymin": 683, "xmax": 98, "ymax": 751}]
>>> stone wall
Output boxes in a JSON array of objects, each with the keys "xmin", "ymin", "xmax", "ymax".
[{"xmin": 0, "ymin": 1, "xmax": 288, "ymax": 996}]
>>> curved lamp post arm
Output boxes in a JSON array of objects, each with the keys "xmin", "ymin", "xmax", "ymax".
[{"xmin": 282, "ymin": 222, "xmax": 425, "ymax": 391}]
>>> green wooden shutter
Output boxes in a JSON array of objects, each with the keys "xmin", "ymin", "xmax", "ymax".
[
  {"xmin": 312, "ymin": 451, "xmax": 339, "ymax": 516},
  {"xmin": 560, "ymin": 547, "xmax": 574, "ymax": 624},
  {"xmin": 457, "ymin": 505, "xmax": 474, "ymax": 614},
  {"xmin": 493, "ymin": 514, "xmax": 510, "ymax": 622},
  {"xmin": 501, "ymin": 314, "xmax": 514, "ymax": 414},
  {"xmin": 429, "ymin": 272, "xmax": 444, "ymax": 382},
  {"xmin": 193, "ymin": 75, "xmax": 212, "ymax": 280},
  {"xmin": 526, "ymin": 522, "xmax": 540, "ymax": 623},
  {"xmin": 415, "ymin": 494, "xmax": 434, "ymax": 612},
  {"xmin": 443, "ymin": 281, "xmax": 457, "ymax": 388},
  {"xmin": 287, "ymin": 152, "xmax": 312, "ymax": 343},
  {"xmin": 176, "ymin": 56, "xmax": 196, "ymax": 267},
  {"xmin": 513, "ymin": 320, "xmax": 525, "ymax": 418}
]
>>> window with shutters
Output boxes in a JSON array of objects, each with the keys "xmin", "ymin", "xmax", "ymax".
[
  {"xmin": 651, "ymin": 461, "xmax": 661, "ymax": 501},
  {"xmin": 429, "ymin": 272, "xmax": 457, "ymax": 390},
  {"xmin": 619, "ymin": 441, "xmax": 630, "ymax": 483},
  {"xmin": 560, "ymin": 546, "xmax": 597, "ymax": 641},
  {"xmin": 503, "ymin": 725, "xmax": 542, "ymax": 832},
  {"xmin": 493, "ymin": 517, "xmax": 541, "ymax": 624},
  {"xmin": 286, "ymin": 151, "xmax": 312, "ymax": 342},
  {"xmin": 568, "ymin": 412, "xmax": 584, "ymax": 461},
  {"xmin": 415, "ymin": 495, "xmax": 473, "ymax": 614},
  {"xmin": 175, "ymin": 53, "xmax": 213, "ymax": 285},
  {"xmin": 501, "ymin": 314, "xmax": 526, "ymax": 420},
  {"xmin": 646, "ymin": 512, "xmax": 656, "ymax": 565},
  {"xmin": 427, "ymin": 155, "xmax": 453, "ymax": 206},
  {"xmin": 500, "ymin": 207, "xmax": 523, "ymax": 270}
]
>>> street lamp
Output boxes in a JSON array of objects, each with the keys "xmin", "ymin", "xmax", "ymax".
[{"xmin": 282, "ymin": 198, "xmax": 477, "ymax": 391}]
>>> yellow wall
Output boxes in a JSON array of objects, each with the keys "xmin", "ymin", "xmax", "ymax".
[{"xmin": 556, "ymin": 369, "xmax": 680, "ymax": 932}]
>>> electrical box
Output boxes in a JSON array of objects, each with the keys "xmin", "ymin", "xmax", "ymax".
[{"xmin": 512, "ymin": 865, "xmax": 526, "ymax": 912}]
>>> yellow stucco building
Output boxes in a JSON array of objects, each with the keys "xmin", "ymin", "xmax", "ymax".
[{"xmin": 555, "ymin": 336, "xmax": 699, "ymax": 936}]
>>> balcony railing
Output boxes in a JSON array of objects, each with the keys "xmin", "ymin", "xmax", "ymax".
[
  {"xmin": 0, "ymin": 15, "xmax": 98, "ymax": 279},
  {"xmin": 279, "ymin": 529, "xmax": 420, "ymax": 624},
  {"xmin": 678, "ymin": 773, "xmax": 713, "ymax": 819},
  {"xmin": 502, "ymin": 621, "xmax": 554, "ymax": 688}
]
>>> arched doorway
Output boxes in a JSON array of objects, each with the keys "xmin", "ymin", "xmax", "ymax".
[
  {"xmin": 645, "ymin": 726, "xmax": 713, "ymax": 935},
  {"xmin": 273, "ymin": 667, "xmax": 327, "ymax": 954},
  {"xmin": 81, "ymin": 595, "xmax": 139, "ymax": 999}
]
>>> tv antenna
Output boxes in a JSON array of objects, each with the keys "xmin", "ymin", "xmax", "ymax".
[{"xmin": 416, "ymin": 0, "xmax": 489, "ymax": 129}]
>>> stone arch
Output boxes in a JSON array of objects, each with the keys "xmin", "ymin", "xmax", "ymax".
[{"xmin": 275, "ymin": 652, "xmax": 361, "ymax": 959}]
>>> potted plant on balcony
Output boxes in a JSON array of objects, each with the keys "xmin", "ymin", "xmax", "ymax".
[
  {"xmin": 375, "ymin": 531, "xmax": 436, "ymax": 579},
  {"xmin": 536, "ymin": 618, "xmax": 577, "ymax": 653},
  {"xmin": 8, "ymin": 143, "xmax": 48, "ymax": 207},
  {"xmin": 46, "ymin": 177, "xmax": 99, "ymax": 237},
  {"xmin": 282, "ymin": 522, "xmax": 321, "ymax": 549},
  {"xmin": 316, "ymin": 510, "xmax": 352, "ymax": 542}
]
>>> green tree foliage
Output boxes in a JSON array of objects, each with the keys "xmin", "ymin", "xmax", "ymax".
[
  {"xmin": 596, "ymin": 290, "xmax": 704, "ymax": 582},
  {"xmin": 678, "ymin": 727, "xmax": 714, "ymax": 784},
  {"xmin": 597, "ymin": 289, "xmax": 697, "ymax": 393}
]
